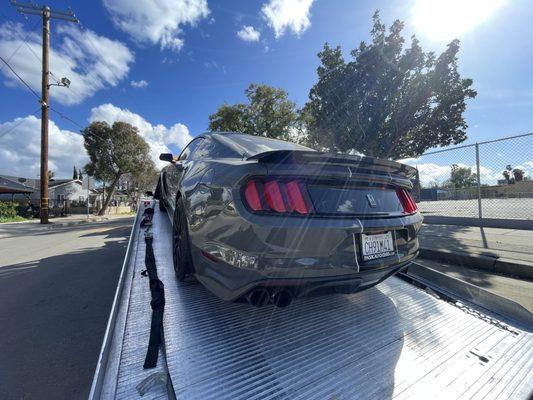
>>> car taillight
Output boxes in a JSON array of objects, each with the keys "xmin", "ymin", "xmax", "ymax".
[
  {"xmin": 396, "ymin": 188, "xmax": 418, "ymax": 214},
  {"xmin": 243, "ymin": 179, "xmax": 315, "ymax": 215}
]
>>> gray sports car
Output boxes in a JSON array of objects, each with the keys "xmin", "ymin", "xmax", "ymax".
[{"xmin": 156, "ymin": 132, "xmax": 422, "ymax": 307}]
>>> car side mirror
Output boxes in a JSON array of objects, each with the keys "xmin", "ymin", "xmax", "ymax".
[{"xmin": 159, "ymin": 153, "xmax": 174, "ymax": 162}]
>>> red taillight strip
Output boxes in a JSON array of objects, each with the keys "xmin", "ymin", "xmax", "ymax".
[
  {"xmin": 243, "ymin": 178, "xmax": 314, "ymax": 215},
  {"xmin": 285, "ymin": 180, "xmax": 308, "ymax": 214},
  {"xmin": 407, "ymin": 191, "xmax": 418, "ymax": 212},
  {"xmin": 244, "ymin": 180, "xmax": 262, "ymax": 211},
  {"xmin": 263, "ymin": 181, "xmax": 287, "ymax": 212},
  {"xmin": 396, "ymin": 188, "xmax": 417, "ymax": 214}
]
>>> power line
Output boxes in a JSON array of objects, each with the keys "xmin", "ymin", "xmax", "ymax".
[
  {"xmin": 0, "ymin": 54, "xmax": 40, "ymax": 99},
  {"xmin": 0, "ymin": 107, "xmax": 41, "ymax": 140},
  {"xmin": 49, "ymin": 106, "xmax": 83, "ymax": 130},
  {"xmin": 0, "ymin": 17, "xmax": 40, "ymax": 72}
]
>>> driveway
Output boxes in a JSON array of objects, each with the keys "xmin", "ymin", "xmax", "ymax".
[{"xmin": 0, "ymin": 217, "xmax": 133, "ymax": 400}]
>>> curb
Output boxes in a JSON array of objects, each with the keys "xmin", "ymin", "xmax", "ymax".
[
  {"xmin": 50, "ymin": 217, "xmax": 109, "ymax": 227},
  {"xmin": 419, "ymin": 247, "xmax": 533, "ymax": 281}
]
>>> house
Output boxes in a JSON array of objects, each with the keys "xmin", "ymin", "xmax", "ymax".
[
  {"xmin": 0, "ymin": 174, "xmax": 92, "ymax": 207},
  {"xmin": 0, "ymin": 175, "xmax": 35, "ymax": 200}
]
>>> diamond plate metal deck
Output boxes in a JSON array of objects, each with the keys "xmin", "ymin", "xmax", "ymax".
[
  {"xmin": 93, "ymin": 204, "xmax": 533, "ymax": 399},
  {"xmin": 90, "ymin": 204, "xmax": 169, "ymax": 400}
]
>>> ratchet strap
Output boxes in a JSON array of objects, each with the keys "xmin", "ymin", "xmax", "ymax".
[{"xmin": 142, "ymin": 206, "xmax": 166, "ymax": 369}]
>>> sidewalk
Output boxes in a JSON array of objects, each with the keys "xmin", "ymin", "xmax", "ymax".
[
  {"xmin": 1, "ymin": 213, "xmax": 134, "ymax": 227},
  {"xmin": 418, "ymin": 224, "xmax": 533, "ymax": 280}
]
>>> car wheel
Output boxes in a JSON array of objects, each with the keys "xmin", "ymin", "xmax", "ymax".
[
  {"xmin": 172, "ymin": 197, "xmax": 194, "ymax": 281},
  {"xmin": 158, "ymin": 179, "xmax": 165, "ymax": 211}
]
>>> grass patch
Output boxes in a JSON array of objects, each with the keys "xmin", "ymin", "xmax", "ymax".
[{"xmin": 0, "ymin": 216, "xmax": 30, "ymax": 223}]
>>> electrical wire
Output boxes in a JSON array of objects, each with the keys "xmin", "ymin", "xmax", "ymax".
[
  {"xmin": 0, "ymin": 54, "xmax": 40, "ymax": 99},
  {"xmin": 0, "ymin": 17, "xmax": 40, "ymax": 73},
  {"xmin": 0, "ymin": 107, "xmax": 41, "ymax": 140},
  {"xmin": 49, "ymin": 106, "xmax": 84, "ymax": 130}
]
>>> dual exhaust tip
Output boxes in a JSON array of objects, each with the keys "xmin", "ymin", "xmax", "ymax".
[{"xmin": 246, "ymin": 288, "xmax": 293, "ymax": 308}]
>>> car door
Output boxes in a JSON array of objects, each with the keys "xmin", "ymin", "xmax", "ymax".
[{"xmin": 167, "ymin": 137, "xmax": 204, "ymax": 211}]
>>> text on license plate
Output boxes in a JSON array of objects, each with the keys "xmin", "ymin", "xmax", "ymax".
[{"xmin": 361, "ymin": 232, "xmax": 396, "ymax": 261}]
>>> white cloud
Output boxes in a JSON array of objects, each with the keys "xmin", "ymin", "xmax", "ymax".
[
  {"xmin": 0, "ymin": 22, "xmax": 133, "ymax": 106},
  {"xmin": 515, "ymin": 161, "xmax": 533, "ymax": 179},
  {"xmin": 88, "ymin": 103, "xmax": 193, "ymax": 168},
  {"xmin": 400, "ymin": 158, "xmax": 503, "ymax": 186},
  {"xmin": 261, "ymin": 0, "xmax": 314, "ymax": 38},
  {"xmin": 0, "ymin": 115, "xmax": 88, "ymax": 178},
  {"xmin": 103, "ymin": 0, "xmax": 210, "ymax": 52},
  {"xmin": 0, "ymin": 104, "xmax": 193, "ymax": 178},
  {"xmin": 131, "ymin": 79, "xmax": 149, "ymax": 88},
  {"xmin": 237, "ymin": 26, "xmax": 261, "ymax": 42}
]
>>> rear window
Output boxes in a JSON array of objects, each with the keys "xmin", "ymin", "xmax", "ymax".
[{"xmin": 226, "ymin": 134, "xmax": 313, "ymax": 156}]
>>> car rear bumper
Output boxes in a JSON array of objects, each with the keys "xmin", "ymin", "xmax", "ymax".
[
  {"xmin": 187, "ymin": 197, "xmax": 423, "ymax": 301},
  {"xmin": 190, "ymin": 244, "xmax": 419, "ymax": 301}
]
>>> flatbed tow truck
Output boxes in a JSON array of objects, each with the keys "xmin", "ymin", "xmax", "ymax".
[{"xmin": 89, "ymin": 199, "xmax": 533, "ymax": 400}]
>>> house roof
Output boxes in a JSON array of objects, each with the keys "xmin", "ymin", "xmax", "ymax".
[
  {"xmin": 0, "ymin": 175, "xmax": 82, "ymax": 193},
  {"xmin": 48, "ymin": 179, "xmax": 82, "ymax": 188},
  {"xmin": 0, "ymin": 175, "xmax": 34, "ymax": 194}
]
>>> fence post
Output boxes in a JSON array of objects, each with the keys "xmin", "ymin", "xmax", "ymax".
[{"xmin": 475, "ymin": 143, "xmax": 483, "ymax": 222}]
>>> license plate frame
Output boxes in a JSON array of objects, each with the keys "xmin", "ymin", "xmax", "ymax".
[{"xmin": 360, "ymin": 231, "xmax": 396, "ymax": 261}]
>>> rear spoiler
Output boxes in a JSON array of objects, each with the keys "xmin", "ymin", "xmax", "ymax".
[{"xmin": 247, "ymin": 150, "xmax": 417, "ymax": 178}]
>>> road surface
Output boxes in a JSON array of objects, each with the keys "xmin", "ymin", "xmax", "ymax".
[{"xmin": 0, "ymin": 217, "xmax": 133, "ymax": 400}]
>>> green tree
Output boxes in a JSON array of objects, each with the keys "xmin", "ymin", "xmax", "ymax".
[
  {"xmin": 503, "ymin": 164, "xmax": 513, "ymax": 184},
  {"xmin": 446, "ymin": 164, "xmax": 477, "ymax": 189},
  {"xmin": 125, "ymin": 167, "xmax": 159, "ymax": 207},
  {"xmin": 78, "ymin": 168, "xmax": 84, "ymax": 181},
  {"xmin": 72, "ymin": 165, "xmax": 78, "ymax": 180},
  {"xmin": 208, "ymin": 84, "xmax": 298, "ymax": 139},
  {"xmin": 82, "ymin": 121, "xmax": 155, "ymax": 216},
  {"xmin": 513, "ymin": 168, "xmax": 524, "ymax": 182},
  {"xmin": 304, "ymin": 11, "xmax": 477, "ymax": 159},
  {"xmin": 208, "ymin": 103, "xmax": 250, "ymax": 133}
]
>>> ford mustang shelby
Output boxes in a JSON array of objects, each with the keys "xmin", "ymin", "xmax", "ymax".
[{"xmin": 156, "ymin": 132, "xmax": 422, "ymax": 307}]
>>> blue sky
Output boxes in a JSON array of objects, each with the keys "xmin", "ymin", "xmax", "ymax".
[{"xmin": 1, "ymin": 0, "xmax": 532, "ymax": 180}]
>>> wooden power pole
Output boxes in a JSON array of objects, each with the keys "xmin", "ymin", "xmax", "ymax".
[{"xmin": 10, "ymin": 1, "xmax": 78, "ymax": 224}]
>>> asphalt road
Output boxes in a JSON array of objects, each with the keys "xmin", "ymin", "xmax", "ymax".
[{"xmin": 0, "ymin": 217, "xmax": 133, "ymax": 400}]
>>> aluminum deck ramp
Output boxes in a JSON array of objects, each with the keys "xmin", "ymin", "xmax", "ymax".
[{"xmin": 91, "ymin": 203, "xmax": 533, "ymax": 399}]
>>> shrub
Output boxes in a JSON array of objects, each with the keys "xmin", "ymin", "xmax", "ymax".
[
  {"xmin": 0, "ymin": 201, "xmax": 18, "ymax": 219},
  {"xmin": 16, "ymin": 203, "xmax": 34, "ymax": 218}
]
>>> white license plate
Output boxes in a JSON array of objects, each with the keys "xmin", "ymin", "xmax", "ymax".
[{"xmin": 361, "ymin": 232, "xmax": 396, "ymax": 261}]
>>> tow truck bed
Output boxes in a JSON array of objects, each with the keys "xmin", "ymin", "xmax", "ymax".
[{"xmin": 90, "ymin": 202, "xmax": 533, "ymax": 399}]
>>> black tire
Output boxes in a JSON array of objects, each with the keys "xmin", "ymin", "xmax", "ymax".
[
  {"xmin": 172, "ymin": 197, "xmax": 194, "ymax": 281},
  {"xmin": 158, "ymin": 178, "xmax": 165, "ymax": 211}
]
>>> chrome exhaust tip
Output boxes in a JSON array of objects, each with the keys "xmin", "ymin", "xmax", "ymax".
[
  {"xmin": 271, "ymin": 289, "xmax": 293, "ymax": 308},
  {"xmin": 246, "ymin": 288, "xmax": 270, "ymax": 307}
]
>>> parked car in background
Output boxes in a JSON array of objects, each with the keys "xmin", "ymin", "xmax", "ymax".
[{"xmin": 156, "ymin": 132, "xmax": 423, "ymax": 307}]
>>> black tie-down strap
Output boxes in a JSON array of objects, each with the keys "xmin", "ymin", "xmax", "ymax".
[{"xmin": 142, "ymin": 207, "xmax": 165, "ymax": 369}]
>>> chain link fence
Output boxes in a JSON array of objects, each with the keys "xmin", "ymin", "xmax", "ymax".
[{"xmin": 405, "ymin": 133, "xmax": 533, "ymax": 221}]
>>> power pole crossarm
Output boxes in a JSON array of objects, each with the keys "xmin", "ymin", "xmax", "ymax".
[{"xmin": 10, "ymin": 1, "xmax": 78, "ymax": 224}]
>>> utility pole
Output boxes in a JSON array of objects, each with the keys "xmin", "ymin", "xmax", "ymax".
[
  {"xmin": 10, "ymin": 1, "xmax": 78, "ymax": 224},
  {"xmin": 86, "ymin": 175, "xmax": 90, "ymax": 218}
]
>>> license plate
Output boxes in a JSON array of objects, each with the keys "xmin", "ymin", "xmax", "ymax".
[{"xmin": 360, "ymin": 232, "xmax": 396, "ymax": 261}]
